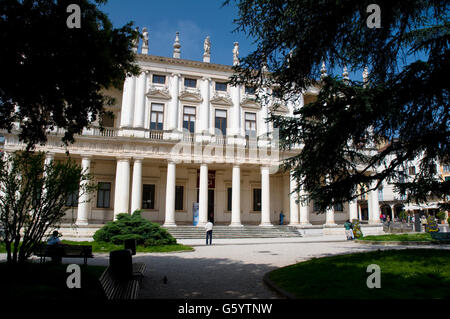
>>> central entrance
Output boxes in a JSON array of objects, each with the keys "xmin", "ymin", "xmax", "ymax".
[
  {"xmin": 208, "ymin": 189, "xmax": 214, "ymax": 223},
  {"xmin": 197, "ymin": 169, "xmax": 216, "ymax": 223}
]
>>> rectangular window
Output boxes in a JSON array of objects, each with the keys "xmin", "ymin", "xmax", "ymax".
[
  {"xmin": 245, "ymin": 86, "xmax": 255, "ymax": 95},
  {"xmin": 184, "ymin": 78, "xmax": 197, "ymax": 88},
  {"xmin": 253, "ymin": 188, "xmax": 261, "ymax": 211},
  {"xmin": 333, "ymin": 202, "xmax": 343, "ymax": 212},
  {"xmin": 245, "ymin": 112, "xmax": 257, "ymax": 137},
  {"xmin": 443, "ymin": 165, "xmax": 450, "ymax": 173},
  {"xmin": 215, "ymin": 82, "xmax": 227, "ymax": 91},
  {"xmin": 215, "ymin": 109, "xmax": 227, "ymax": 135},
  {"xmin": 409, "ymin": 166, "xmax": 416, "ymax": 175},
  {"xmin": 142, "ymin": 184, "xmax": 155, "ymax": 209},
  {"xmin": 97, "ymin": 182, "xmax": 111, "ymax": 208},
  {"xmin": 100, "ymin": 113, "xmax": 115, "ymax": 128},
  {"xmin": 66, "ymin": 190, "xmax": 78, "ymax": 207},
  {"xmin": 150, "ymin": 103, "xmax": 164, "ymax": 131},
  {"xmin": 227, "ymin": 188, "xmax": 232, "ymax": 211},
  {"xmin": 152, "ymin": 74, "xmax": 166, "ymax": 84},
  {"xmin": 175, "ymin": 186, "xmax": 184, "ymax": 211},
  {"xmin": 183, "ymin": 106, "xmax": 196, "ymax": 133},
  {"xmin": 313, "ymin": 201, "xmax": 321, "ymax": 212}
]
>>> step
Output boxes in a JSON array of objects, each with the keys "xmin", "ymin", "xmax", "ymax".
[{"xmin": 163, "ymin": 226, "xmax": 302, "ymax": 239}]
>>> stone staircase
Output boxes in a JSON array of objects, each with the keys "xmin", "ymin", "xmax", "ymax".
[{"xmin": 163, "ymin": 225, "xmax": 302, "ymax": 239}]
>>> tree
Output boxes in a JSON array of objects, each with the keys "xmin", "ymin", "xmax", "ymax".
[
  {"xmin": 0, "ymin": 151, "xmax": 93, "ymax": 263},
  {"xmin": 0, "ymin": 0, "xmax": 139, "ymax": 150},
  {"xmin": 227, "ymin": 0, "xmax": 449, "ymax": 211}
]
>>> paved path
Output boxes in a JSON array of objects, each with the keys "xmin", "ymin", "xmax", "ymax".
[{"xmin": 2, "ymin": 236, "xmax": 447, "ymax": 299}]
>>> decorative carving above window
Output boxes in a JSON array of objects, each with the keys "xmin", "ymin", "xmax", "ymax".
[
  {"xmin": 179, "ymin": 89, "xmax": 203, "ymax": 103},
  {"xmin": 210, "ymin": 93, "xmax": 233, "ymax": 107},
  {"xmin": 146, "ymin": 86, "xmax": 171, "ymax": 100},
  {"xmin": 240, "ymin": 97, "xmax": 261, "ymax": 110}
]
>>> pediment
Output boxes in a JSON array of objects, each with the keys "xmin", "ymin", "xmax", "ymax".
[
  {"xmin": 240, "ymin": 97, "xmax": 261, "ymax": 110},
  {"xmin": 270, "ymin": 103, "xmax": 289, "ymax": 113},
  {"xmin": 210, "ymin": 95, "xmax": 233, "ymax": 107},
  {"xmin": 179, "ymin": 90, "xmax": 203, "ymax": 103},
  {"xmin": 146, "ymin": 88, "xmax": 171, "ymax": 100}
]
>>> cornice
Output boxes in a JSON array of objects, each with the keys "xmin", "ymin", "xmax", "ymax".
[{"xmin": 136, "ymin": 54, "xmax": 234, "ymax": 73}]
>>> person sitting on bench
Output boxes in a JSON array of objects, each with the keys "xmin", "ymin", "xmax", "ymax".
[{"xmin": 47, "ymin": 230, "xmax": 63, "ymax": 263}]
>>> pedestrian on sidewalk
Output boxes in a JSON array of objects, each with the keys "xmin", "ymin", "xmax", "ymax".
[{"xmin": 205, "ymin": 220, "xmax": 213, "ymax": 245}]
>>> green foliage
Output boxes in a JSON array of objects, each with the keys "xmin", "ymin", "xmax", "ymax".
[
  {"xmin": 93, "ymin": 211, "xmax": 177, "ymax": 246},
  {"xmin": 436, "ymin": 211, "xmax": 446, "ymax": 221},
  {"xmin": 398, "ymin": 210, "xmax": 408, "ymax": 221},
  {"xmin": 228, "ymin": 0, "xmax": 449, "ymax": 211},
  {"xmin": 0, "ymin": 0, "xmax": 140, "ymax": 149},
  {"xmin": 0, "ymin": 151, "xmax": 92, "ymax": 263}
]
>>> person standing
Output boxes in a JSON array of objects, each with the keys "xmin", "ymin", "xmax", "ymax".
[
  {"xmin": 205, "ymin": 220, "xmax": 213, "ymax": 245},
  {"xmin": 344, "ymin": 220, "xmax": 354, "ymax": 240}
]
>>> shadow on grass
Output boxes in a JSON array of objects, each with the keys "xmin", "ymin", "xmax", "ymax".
[
  {"xmin": 268, "ymin": 249, "xmax": 450, "ymax": 299},
  {"xmin": 0, "ymin": 262, "xmax": 107, "ymax": 300}
]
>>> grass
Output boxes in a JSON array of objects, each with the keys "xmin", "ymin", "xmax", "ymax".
[
  {"xmin": 0, "ymin": 262, "xmax": 107, "ymax": 300},
  {"xmin": 0, "ymin": 240, "xmax": 194, "ymax": 253},
  {"xmin": 268, "ymin": 249, "xmax": 450, "ymax": 299},
  {"xmin": 360, "ymin": 233, "xmax": 434, "ymax": 242}
]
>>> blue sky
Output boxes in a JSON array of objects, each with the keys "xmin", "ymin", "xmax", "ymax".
[{"xmin": 100, "ymin": 0, "xmax": 256, "ymax": 66}]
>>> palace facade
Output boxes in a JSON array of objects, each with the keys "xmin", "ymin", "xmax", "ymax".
[{"xmin": 2, "ymin": 31, "xmax": 390, "ymax": 230}]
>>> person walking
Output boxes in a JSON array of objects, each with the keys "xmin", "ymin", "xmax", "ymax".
[{"xmin": 205, "ymin": 220, "xmax": 213, "ymax": 245}]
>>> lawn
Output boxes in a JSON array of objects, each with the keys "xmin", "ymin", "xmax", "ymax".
[
  {"xmin": 0, "ymin": 240, "xmax": 194, "ymax": 253},
  {"xmin": 360, "ymin": 233, "xmax": 434, "ymax": 242},
  {"xmin": 0, "ymin": 262, "xmax": 106, "ymax": 300},
  {"xmin": 268, "ymin": 249, "xmax": 450, "ymax": 299}
]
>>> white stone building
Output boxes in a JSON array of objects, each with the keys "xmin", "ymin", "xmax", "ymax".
[{"xmin": 2, "ymin": 32, "xmax": 388, "ymax": 233}]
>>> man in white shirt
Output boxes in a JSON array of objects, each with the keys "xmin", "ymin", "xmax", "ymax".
[{"xmin": 205, "ymin": 220, "xmax": 213, "ymax": 245}]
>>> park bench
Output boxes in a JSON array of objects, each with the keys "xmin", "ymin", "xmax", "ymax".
[
  {"xmin": 99, "ymin": 249, "xmax": 146, "ymax": 300},
  {"xmin": 33, "ymin": 244, "xmax": 94, "ymax": 266}
]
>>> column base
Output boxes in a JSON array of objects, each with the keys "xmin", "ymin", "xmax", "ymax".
[
  {"xmin": 259, "ymin": 223, "xmax": 274, "ymax": 227},
  {"xmin": 163, "ymin": 222, "xmax": 177, "ymax": 227},
  {"xmin": 229, "ymin": 223, "xmax": 244, "ymax": 227},
  {"xmin": 75, "ymin": 220, "xmax": 89, "ymax": 226},
  {"xmin": 300, "ymin": 222, "xmax": 312, "ymax": 226},
  {"xmin": 324, "ymin": 222, "xmax": 338, "ymax": 227}
]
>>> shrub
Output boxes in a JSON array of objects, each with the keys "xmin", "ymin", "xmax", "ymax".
[
  {"xmin": 436, "ymin": 211, "xmax": 446, "ymax": 222},
  {"xmin": 93, "ymin": 210, "xmax": 177, "ymax": 245}
]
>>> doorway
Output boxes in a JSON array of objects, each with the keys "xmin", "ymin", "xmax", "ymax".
[{"xmin": 208, "ymin": 189, "xmax": 214, "ymax": 223}]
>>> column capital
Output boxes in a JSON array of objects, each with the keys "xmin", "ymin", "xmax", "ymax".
[
  {"xmin": 116, "ymin": 156, "xmax": 131, "ymax": 162},
  {"xmin": 133, "ymin": 157, "xmax": 144, "ymax": 162},
  {"xmin": 171, "ymin": 73, "xmax": 181, "ymax": 78},
  {"xmin": 201, "ymin": 76, "xmax": 211, "ymax": 82}
]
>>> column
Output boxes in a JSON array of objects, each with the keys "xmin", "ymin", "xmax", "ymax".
[
  {"xmin": 260, "ymin": 166, "xmax": 272, "ymax": 226},
  {"xmin": 163, "ymin": 161, "xmax": 176, "ymax": 227},
  {"xmin": 349, "ymin": 198, "xmax": 358, "ymax": 221},
  {"xmin": 43, "ymin": 153, "xmax": 55, "ymax": 198},
  {"xmin": 130, "ymin": 158, "xmax": 143, "ymax": 214},
  {"xmin": 230, "ymin": 165, "xmax": 242, "ymax": 227},
  {"xmin": 120, "ymin": 76, "xmax": 136, "ymax": 127},
  {"xmin": 390, "ymin": 204, "xmax": 396, "ymax": 220},
  {"xmin": 198, "ymin": 163, "xmax": 208, "ymax": 226},
  {"xmin": 76, "ymin": 156, "xmax": 91, "ymax": 225},
  {"xmin": 169, "ymin": 73, "xmax": 180, "ymax": 131},
  {"xmin": 289, "ymin": 172, "xmax": 299, "ymax": 225},
  {"xmin": 299, "ymin": 187, "xmax": 311, "ymax": 225},
  {"xmin": 325, "ymin": 204, "xmax": 336, "ymax": 225},
  {"xmin": 230, "ymin": 84, "xmax": 241, "ymax": 136},
  {"xmin": 113, "ymin": 157, "xmax": 130, "ymax": 219},
  {"xmin": 133, "ymin": 72, "xmax": 147, "ymax": 128},
  {"xmin": 369, "ymin": 182, "xmax": 381, "ymax": 224},
  {"xmin": 200, "ymin": 77, "xmax": 211, "ymax": 134}
]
